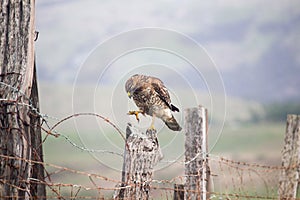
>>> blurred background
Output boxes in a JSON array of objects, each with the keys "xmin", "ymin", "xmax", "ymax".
[{"xmin": 35, "ymin": 0, "xmax": 300, "ymax": 198}]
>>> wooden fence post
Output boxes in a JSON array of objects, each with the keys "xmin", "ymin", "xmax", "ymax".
[
  {"xmin": 174, "ymin": 184, "xmax": 184, "ymax": 200},
  {"xmin": 185, "ymin": 106, "xmax": 210, "ymax": 200},
  {"xmin": 278, "ymin": 114, "xmax": 300, "ymax": 199},
  {"xmin": 114, "ymin": 123, "xmax": 163, "ymax": 200},
  {"xmin": 0, "ymin": 1, "xmax": 46, "ymax": 199}
]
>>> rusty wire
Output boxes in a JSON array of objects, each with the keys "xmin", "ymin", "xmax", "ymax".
[{"xmin": 1, "ymin": 81, "xmax": 299, "ymax": 199}]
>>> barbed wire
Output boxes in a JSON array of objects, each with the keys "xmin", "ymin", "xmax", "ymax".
[
  {"xmin": 1, "ymin": 81, "xmax": 299, "ymax": 199},
  {"xmin": 0, "ymin": 81, "xmax": 126, "ymax": 156},
  {"xmin": 0, "ymin": 98, "xmax": 124, "ymax": 157},
  {"xmin": 0, "ymin": 81, "xmax": 30, "ymax": 101},
  {"xmin": 1, "ymin": 152, "xmax": 292, "ymax": 199}
]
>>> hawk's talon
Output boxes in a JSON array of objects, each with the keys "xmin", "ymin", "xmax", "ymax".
[{"xmin": 127, "ymin": 110, "xmax": 143, "ymax": 122}]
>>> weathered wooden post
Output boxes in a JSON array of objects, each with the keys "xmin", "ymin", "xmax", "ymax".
[
  {"xmin": 114, "ymin": 123, "xmax": 163, "ymax": 200},
  {"xmin": 174, "ymin": 184, "xmax": 184, "ymax": 200},
  {"xmin": 185, "ymin": 106, "xmax": 209, "ymax": 200},
  {"xmin": 0, "ymin": 0, "xmax": 46, "ymax": 199},
  {"xmin": 278, "ymin": 114, "xmax": 300, "ymax": 199}
]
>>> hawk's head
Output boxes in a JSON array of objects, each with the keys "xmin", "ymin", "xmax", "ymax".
[{"xmin": 125, "ymin": 74, "xmax": 140, "ymax": 99}]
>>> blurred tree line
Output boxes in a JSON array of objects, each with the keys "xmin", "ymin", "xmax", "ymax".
[{"xmin": 263, "ymin": 101, "xmax": 300, "ymax": 122}]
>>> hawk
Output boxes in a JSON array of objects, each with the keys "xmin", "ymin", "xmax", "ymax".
[{"xmin": 125, "ymin": 74, "xmax": 182, "ymax": 131}]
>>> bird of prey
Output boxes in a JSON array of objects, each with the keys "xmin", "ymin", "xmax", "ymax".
[{"xmin": 125, "ymin": 74, "xmax": 182, "ymax": 131}]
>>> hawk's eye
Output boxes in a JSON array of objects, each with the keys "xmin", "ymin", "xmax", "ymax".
[{"xmin": 134, "ymin": 87, "xmax": 143, "ymax": 94}]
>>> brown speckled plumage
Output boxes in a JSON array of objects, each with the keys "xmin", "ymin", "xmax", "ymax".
[{"xmin": 125, "ymin": 74, "xmax": 182, "ymax": 131}]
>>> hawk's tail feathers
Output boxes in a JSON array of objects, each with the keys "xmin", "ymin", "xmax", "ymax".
[
  {"xmin": 170, "ymin": 104, "xmax": 179, "ymax": 112},
  {"xmin": 164, "ymin": 115, "xmax": 182, "ymax": 131}
]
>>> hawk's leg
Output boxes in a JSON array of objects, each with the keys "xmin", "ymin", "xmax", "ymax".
[
  {"xmin": 149, "ymin": 114, "xmax": 156, "ymax": 130},
  {"xmin": 127, "ymin": 110, "xmax": 144, "ymax": 122}
]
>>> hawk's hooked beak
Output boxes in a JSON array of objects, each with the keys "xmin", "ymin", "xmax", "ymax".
[{"xmin": 127, "ymin": 92, "xmax": 132, "ymax": 98}]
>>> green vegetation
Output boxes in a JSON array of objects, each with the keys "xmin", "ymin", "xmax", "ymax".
[
  {"xmin": 211, "ymin": 122, "xmax": 284, "ymax": 155},
  {"xmin": 263, "ymin": 101, "xmax": 300, "ymax": 122}
]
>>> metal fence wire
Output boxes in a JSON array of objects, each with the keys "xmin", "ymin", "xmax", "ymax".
[{"xmin": 0, "ymin": 81, "xmax": 299, "ymax": 199}]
